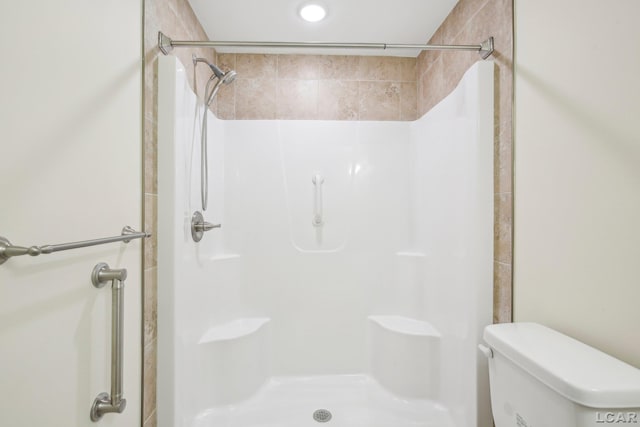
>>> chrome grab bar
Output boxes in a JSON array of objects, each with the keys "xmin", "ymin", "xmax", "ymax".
[
  {"xmin": 312, "ymin": 174, "xmax": 324, "ymax": 227},
  {"xmin": 0, "ymin": 226, "xmax": 149, "ymax": 265},
  {"xmin": 90, "ymin": 262, "xmax": 128, "ymax": 422}
]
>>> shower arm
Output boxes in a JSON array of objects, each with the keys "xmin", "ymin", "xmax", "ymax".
[{"xmin": 159, "ymin": 32, "xmax": 495, "ymax": 59}]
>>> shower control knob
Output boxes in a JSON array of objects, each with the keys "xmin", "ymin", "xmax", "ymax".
[
  {"xmin": 191, "ymin": 211, "xmax": 221, "ymax": 242},
  {"xmin": 198, "ymin": 222, "xmax": 221, "ymax": 232}
]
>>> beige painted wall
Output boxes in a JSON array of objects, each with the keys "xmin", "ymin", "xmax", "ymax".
[
  {"xmin": 513, "ymin": 0, "xmax": 640, "ymax": 367},
  {"xmin": 0, "ymin": 0, "xmax": 142, "ymax": 425}
]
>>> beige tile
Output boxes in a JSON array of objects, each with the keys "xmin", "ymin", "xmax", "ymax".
[
  {"xmin": 442, "ymin": 0, "xmax": 491, "ymax": 42},
  {"xmin": 418, "ymin": 55, "xmax": 445, "ymax": 116},
  {"xmin": 317, "ymin": 55, "xmax": 360, "ymax": 80},
  {"xmin": 144, "ymin": 267, "xmax": 158, "ymax": 345},
  {"xmin": 427, "ymin": 18, "xmax": 448, "ymax": 45},
  {"xmin": 151, "ymin": 0, "xmax": 178, "ymax": 45},
  {"xmin": 495, "ymin": 128, "xmax": 512, "ymax": 194},
  {"xmin": 416, "ymin": 50, "xmax": 440, "ymax": 79},
  {"xmin": 417, "ymin": 0, "xmax": 513, "ymax": 114},
  {"xmin": 493, "ymin": 262, "xmax": 512, "ymax": 323},
  {"xmin": 217, "ymin": 54, "xmax": 237, "ymax": 75},
  {"xmin": 416, "ymin": 51, "xmax": 428, "ymax": 80},
  {"xmin": 236, "ymin": 54, "xmax": 277, "ymax": 79},
  {"xmin": 177, "ymin": 0, "xmax": 205, "ymax": 39},
  {"xmin": 216, "ymin": 83, "xmax": 236, "ymax": 120},
  {"xmin": 357, "ymin": 56, "xmax": 401, "ymax": 81},
  {"xmin": 144, "ymin": 193, "xmax": 158, "ymax": 269},
  {"xmin": 235, "ymin": 78, "xmax": 277, "ymax": 120},
  {"xmin": 456, "ymin": 0, "xmax": 510, "ymax": 59},
  {"xmin": 144, "ymin": 118, "xmax": 157, "ymax": 195},
  {"xmin": 277, "ymin": 54, "xmax": 319, "ymax": 79},
  {"xmin": 143, "ymin": 410, "xmax": 157, "ymax": 427},
  {"xmin": 494, "ymin": 193, "xmax": 512, "ymax": 265},
  {"xmin": 177, "ymin": 14, "xmax": 208, "ymax": 51},
  {"xmin": 398, "ymin": 57, "xmax": 417, "ymax": 82},
  {"xmin": 143, "ymin": 339, "xmax": 157, "ymax": 423},
  {"xmin": 318, "ymin": 80, "xmax": 359, "ymax": 120},
  {"xmin": 144, "ymin": 54, "xmax": 158, "ymax": 123},
  {"xmin": 400, "ymin": 82, "xmax": 417, "ymax": 121},
  {"xmin": 497, "ymin": 64, "xmax": 513, "ymax": 142},
  {"xmin": 416, "ymin": 72, "xmax": 427, "ymax": 118},
  {"xmin": 359, "ymin": 81, "xmax": 400, "ymax": 121},
  {"xmin": 144, "ymin": 1, "xmax": 162, "ymax": 63},
  {"xmin": 277, "ymin": 80, "xmax": 318, "ymax": 120}
]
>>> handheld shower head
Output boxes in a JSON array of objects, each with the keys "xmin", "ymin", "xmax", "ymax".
[
  {"xmin": 205, "ymin": 70, "xmax": 237, "ymax": 106},
  {"xmin": 221, "ymin": 69, "xmax": 237, "ymax": 85},
  {"xmin": 193, "ymin": 54, "xmax": 237, "ymax": 105},
  {"xmin": 192, "ymin": 55, "xmax": 237, "ymax": 213}
]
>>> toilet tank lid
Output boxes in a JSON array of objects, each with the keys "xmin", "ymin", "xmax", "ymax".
[{"xmin": 484, "ymin": 322, "xmax": 640, "ymax": 409}]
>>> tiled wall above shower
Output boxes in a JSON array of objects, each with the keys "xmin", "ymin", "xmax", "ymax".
[{"xmin": 215, "ymin": 54, "xmax": 417, "ymax": 121}]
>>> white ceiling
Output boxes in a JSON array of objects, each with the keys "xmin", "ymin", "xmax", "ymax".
[{"xmin": 187, "ymin": 0, "xmax": 459, "ymax": 57}]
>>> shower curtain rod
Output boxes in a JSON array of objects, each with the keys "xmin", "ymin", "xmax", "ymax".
[{"xmin": 158, "ymin": 32, "xmax": 494, "ymax": 59}]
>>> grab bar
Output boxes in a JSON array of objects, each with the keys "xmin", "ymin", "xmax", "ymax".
[
  {"xmin": 312, "ymin": 174, "xmax": 324, "ymax": 227},
  {"xmin": 0, "ymin": 226, "xmax": 149, "ymax": 265},
  {"xmin": 90, "ymin": 262, "xmax": 128, "ymax": 422}
]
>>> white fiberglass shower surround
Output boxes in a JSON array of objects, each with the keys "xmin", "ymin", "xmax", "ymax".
[{"xmin": 158, "ymin": 55, "xmax": 494, "ymax": 427}]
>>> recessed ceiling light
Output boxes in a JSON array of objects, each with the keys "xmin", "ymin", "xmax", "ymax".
[{"xmin": 299, "ymin": 4, "xmax": 326, "ymax": 22}]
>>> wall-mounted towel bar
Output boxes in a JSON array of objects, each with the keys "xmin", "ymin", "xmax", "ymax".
[{"xmin": 0, "ymin": 226, "xmax": 150, "ymax": 265}]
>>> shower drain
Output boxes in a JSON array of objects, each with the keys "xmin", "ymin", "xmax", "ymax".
[{"xmin": 313, "ymin": 409, "xmax": 332, "ymax": 423}]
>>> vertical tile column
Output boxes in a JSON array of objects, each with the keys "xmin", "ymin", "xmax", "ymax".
[
  {"xmin": 416, "ymin": 0, "xmax": 514, "ymax": 323},
  {"xmin": 143, "ymin": 1, "xmax": 218, "ymax": 426}
]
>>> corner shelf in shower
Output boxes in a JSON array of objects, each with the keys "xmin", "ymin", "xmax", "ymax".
[
  {"xmin": 208, "ymin": 253, "xmax": 242, "ymax": 262},
  {"xmin": 199, "ymin": 317, "xmax": 271, "ymax": 344},
  {"xmin": 395, "ymin": 252, "xmax": 427, "ymax": 258},
  {"xmin": 368, "ymin": 315, "xmax": 440, "ymax": 337},
  {"xmin": 368, "ymin": 315, "xmax": 441, "ymax": 399}
]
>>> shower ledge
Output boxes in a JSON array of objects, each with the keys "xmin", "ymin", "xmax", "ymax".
[
  {"xmin": 368, "ymin": 315, "xmax": 440, "ymax": 337},
  {"xmin": 395, "ymin": 251, "xmax": 427, "ymax": 257},
  {"xmin": 208, "ymin": 253, "xmax": 241, "ymax": 262},
  {"xmin": 199, "ymin": 317, "xmax": 270, "ymax": 344}
]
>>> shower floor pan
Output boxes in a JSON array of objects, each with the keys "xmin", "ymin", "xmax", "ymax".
[{"xmin": 192, "ymin": 374, "xmax": 455, "ymax": 427}]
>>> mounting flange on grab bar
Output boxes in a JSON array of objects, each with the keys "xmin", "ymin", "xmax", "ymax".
[{"xmin": 90, "ymin": 262, "xmax": 128, "ymax": 422}]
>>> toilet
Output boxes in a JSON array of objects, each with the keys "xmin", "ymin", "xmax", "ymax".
[{"xmin": 482, "ymin": 322, "xmax": 640, "ymax": 427}]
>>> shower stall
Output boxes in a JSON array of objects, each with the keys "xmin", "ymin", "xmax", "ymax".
[{"xmin": 157, "ymin": 55, "xmax": 494, "ymax": 427}]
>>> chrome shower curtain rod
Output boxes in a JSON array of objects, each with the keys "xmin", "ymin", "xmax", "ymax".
[{"xmin": 158, "ymin": 32, "xmax": 494, "ymax": 59}]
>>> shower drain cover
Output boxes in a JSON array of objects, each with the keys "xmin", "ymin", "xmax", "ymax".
[{"xmin": 313, "ymin": 409, "xmax": 332, "ymax": 423}]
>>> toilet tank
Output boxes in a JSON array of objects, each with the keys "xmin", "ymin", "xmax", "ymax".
[{"xmin": 483, "ymin": 323, "xmax": 640, "ymax": 427}]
